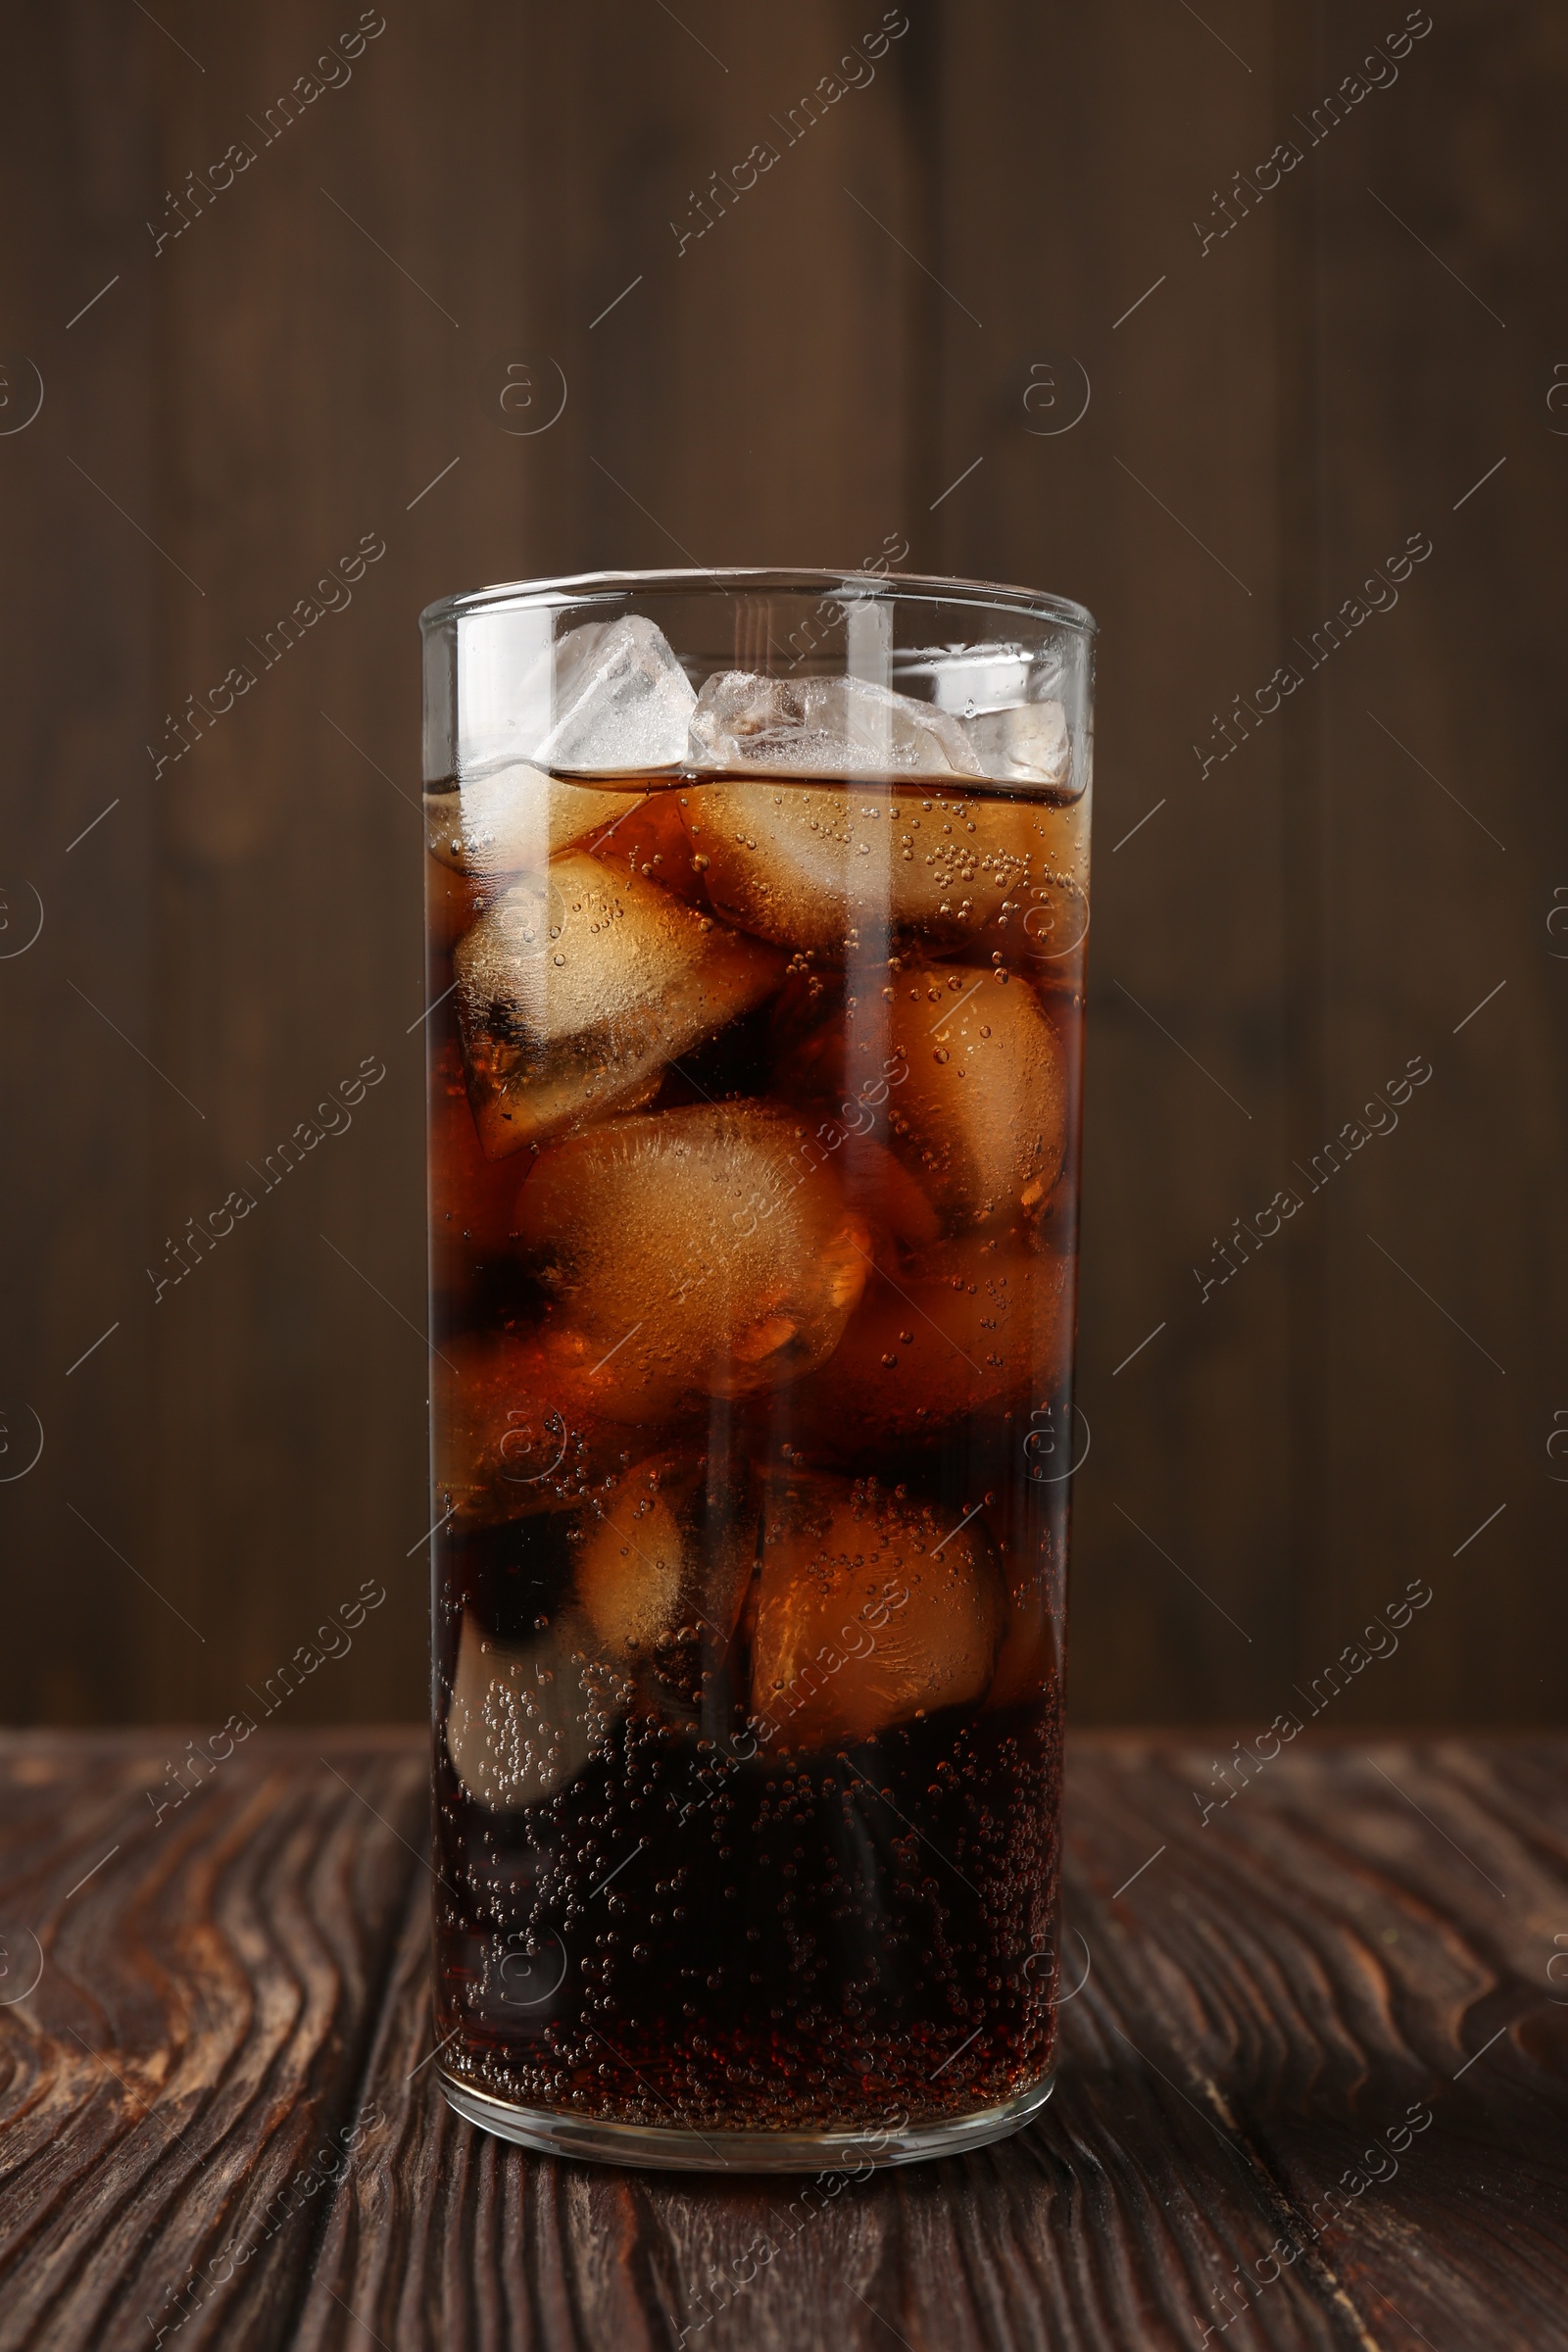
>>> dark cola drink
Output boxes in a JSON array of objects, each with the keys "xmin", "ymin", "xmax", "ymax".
[{"xmin": 421, "ymin": 582, "xmax": 1093, "ymax": 2168}]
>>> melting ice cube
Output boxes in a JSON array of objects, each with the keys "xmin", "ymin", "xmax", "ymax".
[
  {"xmin": 679, "ymin": 781, "xmax": 867, "ymax": 952},
  {"xmin": 789, "ymin": 1240, "xmax": 1071, "ymax": 1453},
  {"xmin": 679, "ymin": 782, "xmax": 1085, "ymax": 956},
  {"xmin": 515, "ymin": 1102, "xmax": 871, "ymax": 1422},
  {"xmin": 575, "ymin": 1450, "xmax": 758, "ymax": 1714},
  {"xmin": 886, "ymin": 971, "xmax": 1068, "ymax": 1224},
  {"xmin": 881, "ymin": 791, "xmax": 1085, "ymax": 952},
  {"xmin": 961, "ymin": 699, "xmax": 1072, "ymax": 788},
  {"xmin": 425, "ymin": 765, "xmax": 643, "ymax": 882},
  {"xmin": 689, "ymin": 670, "xmax": 983, "ymax": 780},
  {"xmin": 446, "ymin": 1607, "xmax": 628, "ymax": 1808},
  {"xmin": 750, "ymin": 1474, "xmax": 1004, "ymax": 1751},
  {"xmin": 785, "ymin": 970, "xmax": 1068, "ymax": 1227},
  {"xmin": 533, "ymin": 615, "xmax": 697, "ymax": 775},
  {"xmin": 454, "ymin": 849, "xmax": 784, "ymax": 1155}
]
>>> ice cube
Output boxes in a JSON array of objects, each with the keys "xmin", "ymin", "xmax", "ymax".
[
  {"xmin": 446, "ymin": 1606, "xmax": 629, "ymax": 1808},
  {"xmin": 679, "ymin": 782, "xmax": 1084, "ymax": 956},
  {"xmin": 887, "ymin": 972, "xmax": 1069, "ymax": 1224},
  {"xmin": 830, "ymin": 1133, "xmax": 941, "ymax": 1257},
  {"xmin": 689, "ymin": 672, "xmax": 983, "ymax": 779},
  {"xmin": 750, "ymin": 1474, "xmax": 1004, "ymax": 1752},
  {"xmin": 789, "ymin": 1240, "xmax": 1072, "ymax": 1453},
  {"xmin": 883, "ymin": 792, "xmax": 1087, "ymax": 954},
  {"xmin": 533, "ymin": 615, "xmax": 697, "ymax": 775},
  {"xmin": 575, "ymin": 1451, "xmax": 758, "ymax": 1712},
  {"xmin": 679, "ymin": 781, "xmax": 865, "ymax": 951},
  {"xmin": 516, "ymin": 1103, "xmax": 871, "ymax": 1422},
  {"xmin": 435, "ymin": 1334, "xmax": 634, "ymax": 1526},
  {"xmin": 454, "ymin": 850, "xmax": 784, "ymax": 1156},
  {"xmin": 425, "ymin": 766, "xmax": 643, "ymax": 881},
  {"xmin": 786, "ymin": 970, "xmax": 1068, "ymax": 1227},
  {"xmin": 961, "ymin": 698, "xmax": 1071, "ymax": 787}
]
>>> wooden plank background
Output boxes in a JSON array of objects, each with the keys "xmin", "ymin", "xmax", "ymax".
[{"xmin": 0, "ymin": 0, "xmax": 1562, "ymax": 1729}]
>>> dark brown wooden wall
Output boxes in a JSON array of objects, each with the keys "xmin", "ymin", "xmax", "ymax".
[{"xmin": 1, "ymin": 0, "xmax": 1564, "ymax": 1730}]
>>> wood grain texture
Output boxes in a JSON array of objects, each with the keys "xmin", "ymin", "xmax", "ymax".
[
  {"xmin": 1300, "ymin": 0, "xmax": 1568, "ymax": 1723},
  {"xmin": 0, "ymin": 1731, "xmax": 424, "ymax": 2351},
  {"xmin": 0, "ymin": 0, "xmax": 160, "ymax": 1725},
  {"xmin": 922, "ymin": 0, "xmax": 1296, "ymax": 1720},
  {"xmin": 7, "ymin": 1732, "xmax": 1555, "ymax": 2350},
  {"xmin": 0, "ymin": 0, "xmax": 1565, "ymax": 1730}
]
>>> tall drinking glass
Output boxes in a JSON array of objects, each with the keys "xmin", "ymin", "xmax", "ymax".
[{"xmin": 420, "ymin": 570, "xmax": 1093, "ymax": 2170}]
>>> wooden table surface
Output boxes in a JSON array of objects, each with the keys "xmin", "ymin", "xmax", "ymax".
[{"xmin": 1, "ymin": 1730, "xmax": 1565, "ymax": 2352}]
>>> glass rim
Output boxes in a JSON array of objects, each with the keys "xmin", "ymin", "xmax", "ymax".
[{"xmin": 418, "ymin": 565, "xmax": 1097, "ymax": 640}]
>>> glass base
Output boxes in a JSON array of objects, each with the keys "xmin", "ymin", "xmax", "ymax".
[{"xmin": 437, "ymin": 2069, "xmax": 1054, "ymax": 2173}]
